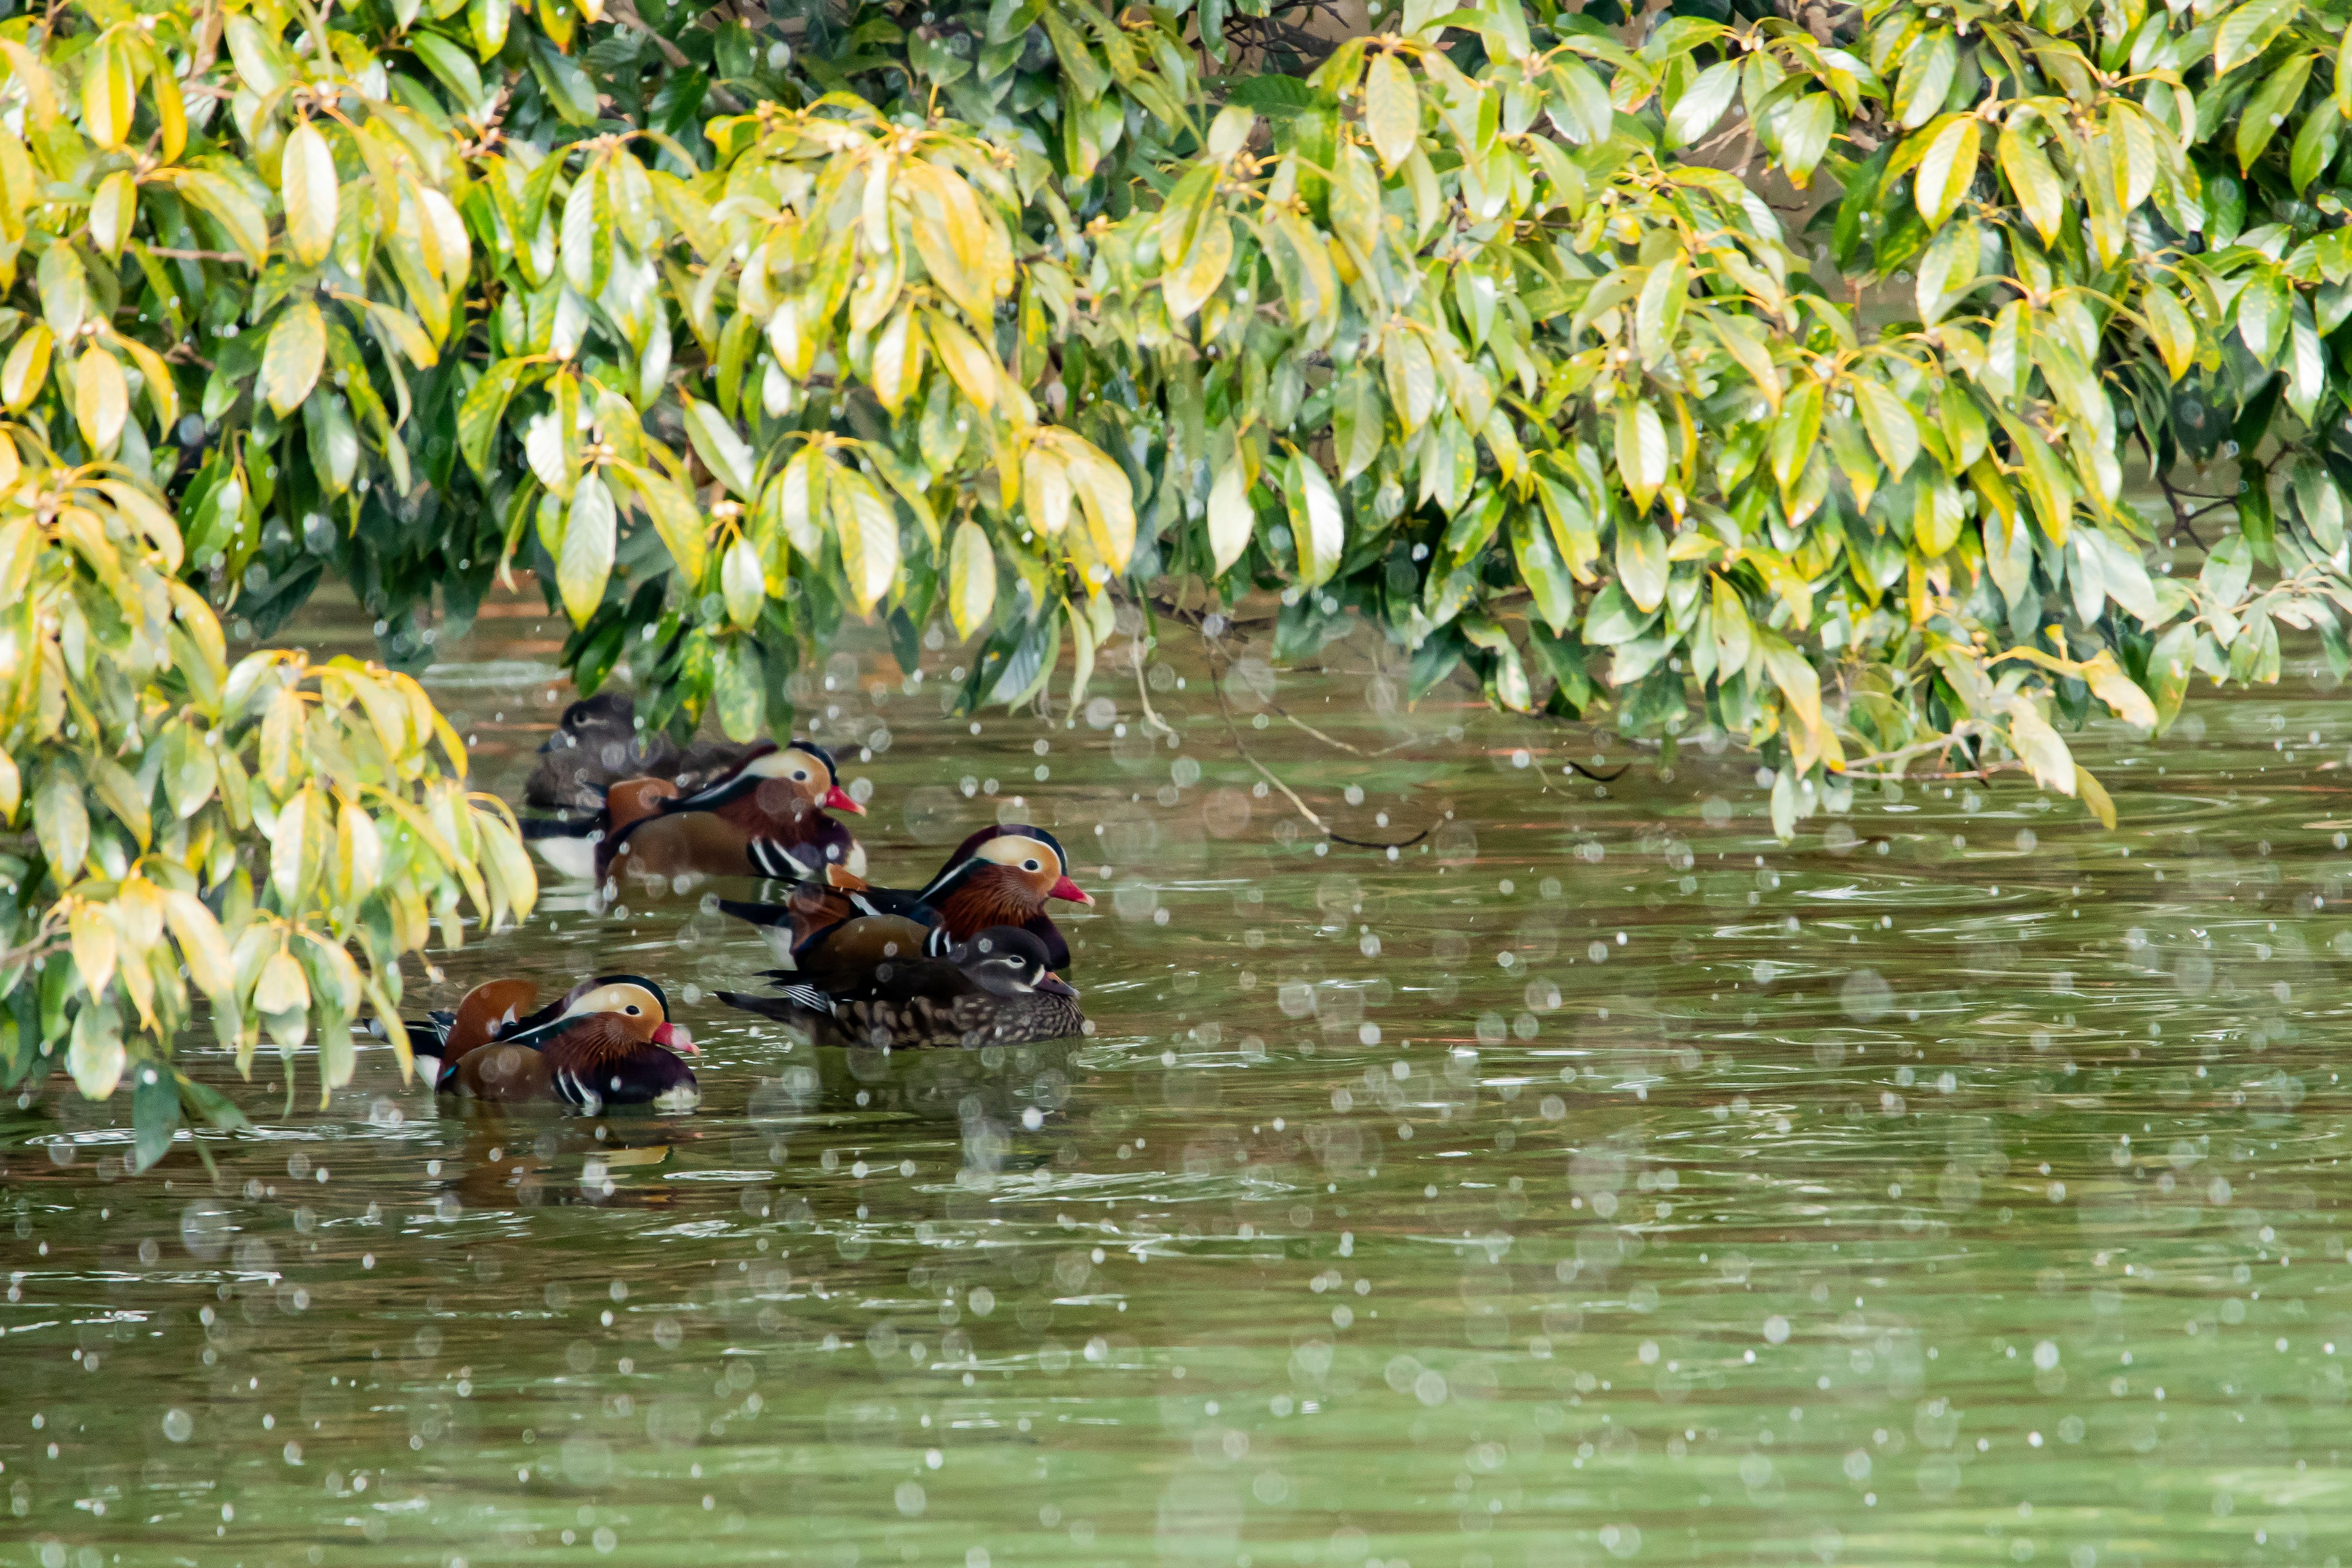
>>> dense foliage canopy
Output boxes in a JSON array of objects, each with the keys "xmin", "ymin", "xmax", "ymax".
[{"xmin": 7, "ymin": 0, "xmax": 2352, "ymax": 1136}]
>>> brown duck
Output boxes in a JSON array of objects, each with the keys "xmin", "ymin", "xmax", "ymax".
[
  {"xmin": 718, "ymin": 824, "xmax": 1093, "ymax": 971},
  {"xmin": 529, "ymin": 741, "xmax": 867, "ymax": 886},
  {"xmin": 415, "ymin": 975, "xmax": 700, "ymax": 1110},
  {"xmin": 523, "ymin": 693, "xmax": 768, "ymax": 812},
  {"xmin": 719, "ymin": 926, "xmax": 1085, "ymax": 1049}
]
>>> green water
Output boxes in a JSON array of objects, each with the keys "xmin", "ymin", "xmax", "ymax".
[{"xmin": 7, "ymin": 589, "xmax": 2352, "ymax": 1568}]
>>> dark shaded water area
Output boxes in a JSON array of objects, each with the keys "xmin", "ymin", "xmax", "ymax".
[{"xmin": 7, "ymin": 585, "xmax": 2352, "ymax": 1567}]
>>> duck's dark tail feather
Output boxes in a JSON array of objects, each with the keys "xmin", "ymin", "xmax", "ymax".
[{"xmin": 717, "ymin": 987, "xmax": 833, "ymax": 1024}]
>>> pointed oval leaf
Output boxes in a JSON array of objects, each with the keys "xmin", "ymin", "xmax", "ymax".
[
  {"xmin": 281, "ymin": 120, "xmax": 340, "ymax": 268},
  {"xmin": 261, "ymin": 300, "xmax": 326, "ymax": 417},
  {"xmin": 948, "ymin": 518, "xmax": 997, "ymax": 639},
  {"xmin": 558, "ymin": 473, "xmax": 617, "ymax": 626}
]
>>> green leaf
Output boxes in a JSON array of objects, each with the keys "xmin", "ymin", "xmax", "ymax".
[
  {"xmin": 1365, "ymin": 51, "xmax": 1421, "ymax": 172},
  {"xmin": 634, "ymin": 461, "xmax": 710, "ymax": 586},
  {"xmin": 1510, "ymin": 508, "xmax": 1575, "ymax": 634},
  {"xmin": 2237, "ymin": 52, "xmax": 2316, "ymax": 173},
  {"xmin": 458, "ymin": 357, "xmax": 533, "ymax": 478},
  {"xmin": 1208, "ymin": 455, "xmax": 1254, "ymax": 575},
  {"xmin": 174, "ymin": 170, "xmax": 269, "ymax": 268},
  {"xmin": 1913, "ymin": 115, "xmax": 1981, "ymax": 228},
  {"xmin": 681, "ymin": 395, "xmax": 755, "ymax": 500},
  {"xmin": 260, "ymin": 301, "xmax": 326, "ymax": 417},
  {"xmin": 281, "ymin": 120, "xmax": 339, "ymax": 268},
  {"xmin": 1286, "ymin": 448, "xmax": 1345, "ymax": 587},
  {"xmin": 2215, "ymin": 0, "xmax": 2301, "ymax": 76},
  {"xmin": 1892, "ymin": 29, "xmax": 1956, "ymax": 129},
  {"xmin": 2142, "ymin": 285, "xmax": 2196, "ymax": 380},
  {"xmin": 948, "ymin": 518, "xmax": 997, "ymax": 638},
  {"xmin": 831, "ymin": 470, "xmax": 900, "ymax": 615},
  {"xmin": 558, "ymin": 473, "xmax": 617, "ymax": 626},
  {"xmin": 130, "ymin": 1057, "xmax": 179, "ymax": 1173},
  {"xmin": 410, "ymin": 31, "xmax": 486, "ymax": 108},
  {"xmin": 1332, "ymin": 368, "xmax": 1384, "ymax": 484},
  {"xmin": 34, "ymin": 767, "xmax": 88, "ymax": 880},
  {"xmin": 1666, "ymin": 60, "xmax": 1739, "ymax": 148},
  {"xmin": 1851, "ymin": 378, "xmax": 1920, "ymax": 477},
  {"xmin": 1615, "ymin": 518, "xmax": 1667, "ymax": 612},
  {"xmin": 1614, "ymin": 399, "xmax": 1668, "ymax": 513},
  {"xmin": 1163, "ymin": 213, "xmax": 1234, "ymax": 322},
  {"xmin": 1997, "ymin": 122, "xmax": 2064, "ymax": 245},
  {"xmin": 80, "ymin": 34, "xmax": 133, "ymax": 148},
  {"xmin": 469, "ymin": 0, "xmax": 511, "ymax": 58},
  {"xmin": 1779, "ymin": 94, "xmax": 1836, "ymax": 188}
]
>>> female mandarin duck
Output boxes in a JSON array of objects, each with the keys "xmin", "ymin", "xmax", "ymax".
[
  {"xmin": 527, "ymin": 739, "xmax": 867, "ymax": 885},
  {"xmin": 719, "ymin": 824, "xmax": 1093, "ymax": 972},
  {"xmin": 410, "ymin": 974, "xmax": 699, "ymax": 1111},
  {"xmin": 720, "ymin": 925, "xmax": 1086, "ymax": 1049}
]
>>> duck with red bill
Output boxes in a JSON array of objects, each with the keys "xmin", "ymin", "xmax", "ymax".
[
  {"xmin": 428, "ymin": 974, "xmax": 700, "ymax": 1112},
  {"xmin": 529, "ymin": 738, "xmax": 869, "ymax": 886},
  {"xmin": 718, "ymin": 824, "xmax": 1093, "ymax": 974}
]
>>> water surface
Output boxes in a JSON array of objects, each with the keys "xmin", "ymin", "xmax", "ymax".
[{"xmin": 6, "ymin": 586, "xmax": 2352, "ymax": 1568}]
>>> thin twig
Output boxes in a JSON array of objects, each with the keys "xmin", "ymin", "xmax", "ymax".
[
  {"xmin": 1205, "ymin": 639, "xmax": 1433, "ymax": 851},
  {"xmin": 1836, "ymin": 721, "xmax": 1986, "ymax": 774},
  {"xmin": 1131, "ymin": 629, "xmax": 1175, "ymax": 739}
]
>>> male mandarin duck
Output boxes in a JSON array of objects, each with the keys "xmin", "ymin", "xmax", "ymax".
[
  {"xmin": 523, "ymin": 693, "xmax": 767, "ymax": 812},
  {"xmin": 526, "ymin": 739, "xmax": 867, "ymax": 885},
  {"xmin": 719, "ymin": 925, "xmax": 1086, "ymax": 1049},
  {"xmin": 409, "ymin": 974, "xmax": 699, "ymax": 1111},
  {"xmin": 718, "ymin": 824, "xmax": 1093, "ymax": 972}
]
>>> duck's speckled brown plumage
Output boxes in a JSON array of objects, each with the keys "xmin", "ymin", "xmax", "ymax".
[
  {"xmin": 717, "ymin": 824, "xmax": 1091, "ymax": 971},
  {"xmin": 523, "ymin": 693, "xmax": 767, "ymax": 812},
  {"xmin": 433, "ymin": 976, "xmax": 699, "ymax": 1110},
  {"xmin": 719, "ymin": 927, "xmax": 1085, "ymax": 1050}
]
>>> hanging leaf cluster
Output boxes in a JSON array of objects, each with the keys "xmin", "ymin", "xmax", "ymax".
[{"xmin": 10, "ymin": 0, "xmax": 2352, "ymax": 1132}]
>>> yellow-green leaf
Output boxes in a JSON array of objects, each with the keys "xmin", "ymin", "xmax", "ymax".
[
  {"xmin": 261, "ymin": 300, "xmax": 326, "ymax": 416},
  {"xmin": 74, "ymin": 348, "xmax": 127, "ymax": 455},
  {"xmin": 2, "ymin": 322, "xmax": 49, "ymax": 412},
  {"xmin": 89, "ymin": 170, "xmax": 135, "ymax": 260},
  {"xmin": 831, "ymin": 471, "xmax": 900, "ymax": 615},
  {"xmin": 1913, "ymin": 115, "xmax": 1981, "ymax": 228},
  {"xmin": 557, "ymin": 473, "xmax": 617, "ymax": 625},
  {"xmin": 1997, "ymin": 123, "xmax": 2063, "ymax": 245},
  {"xmin": 1208, "ymin": 455, "xmax": 1254, "ymax": 574},
  {"xmin": 721, "ymin": 535, "xmax": 764, "ymax": 629},
  {"xmin": 1163, "ymin": 212, "xmax": 1234, "ymax": 323},
  {"xmin": 2143, "ymin": 285, "xmax": 2196, "ymax": 381},
  {"xmin": 948, "ymin": 518, "xmax": 997, "ymax": 639},
  {"xmin": 1286, "ymin": 447, "xmax": 1344, "ymax": 587},
  {"xmin": 1615, "ymin": 399, "xmax": 1668, "ymax": 512},
  {"xmin": 869, "ymin": 303, "xmax": 926, "ymax": 415},
  {"xmin": 1365, "ymin": 51, "xmax": 1420, "ymax": 173},
  {"xmin": 174, "ymin": 170, "xmax": 269, "ymax": 269},
  {"xmin": 81, "ymin": 34, "xmax": 134, "ymax": 148},
  {"xmin": 281, "ymin": 120, "xmax": 340, "ymax": 268}
]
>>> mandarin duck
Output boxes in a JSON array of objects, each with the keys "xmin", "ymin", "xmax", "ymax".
[
  {"xmin": 719, "ymin": 926, "xmax": 1085, "ymax": 1049},
  {"xmin": 718, "ymin": 824, "xmax": 1093, "ymax": 972},
  {"xmin": 522, "ymin": 693, "xmax": 769, "ymax": 812},
  {"xmin": 527, "ymin": 740, "xmax": 867, "ymax": 885},
  {"xmin": 414, "ymin": 974, "xmax": 699, "ymax": 1111}
]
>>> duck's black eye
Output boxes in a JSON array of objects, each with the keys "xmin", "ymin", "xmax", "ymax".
[
  {"xmin": 1023, "ymin": 859, "xmax": 1041, "ymax": 872},
  {"xmin": 793, "ymin": 769, "xmax": 810, "ymax": 781},
  {"xmin": 625, "ymin": 1005, "xmax": 641, "ymax": 1016}
]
